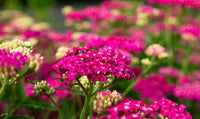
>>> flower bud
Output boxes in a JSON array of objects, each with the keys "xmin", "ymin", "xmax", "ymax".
[
  {"xmin": 32, "ymin": 80, "xmax": 56, "ymax": 96},
  {"xmin": 93, "ymin": 90, "xmax": 123, "ymax": 114},
  {"xmin": 145, "ymin": 44, "xmax": 168, "ymax": 59},
  {"xmin": 141, "ymin": 58, "xmax": 152, "ymax": 66},
  {"xmin": 55, "ymin": 46, "xmax": 69, "ymax": 59}
]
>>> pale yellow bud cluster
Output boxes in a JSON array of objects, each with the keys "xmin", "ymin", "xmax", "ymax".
[
  {"xmin": 62, "ymin": 6, "xmax": 74, "ymax": 15},
  {"xmin": 93, "ymin": 90, "xmax": 123, "ymax": 113},
  {"xmin": 141, "ymin": 58, "xmax": 152, "ymax": 66},
  {"xmin": 182, "ymin": 34, "xmax": 197, "ymax": 41},
  {"xmin": 30, "ymin": 22, "xmax": 50, "ymax": 31},
  {"xmin": 11, "ymin": 16, "xmax": 35, "ymax": 29},
  {"xmin": 164, "ymin": 16, "xmax": 178, "ymax": 26},
  {"xmin": 73, "ymin": 76, "xmax": 113, "ymax": 92},
  {"xmin": 136, "ymin": 13, "xmax": 149, "ymax": 27},
  {"xmin": 55, "ymin": 46, "xmax": 69, "ymax": 59},
  {"xmin": 145, "ymin": 44, "xmax": 169, "ymax": 59},
  {"xmin": 0, "ymin": 39, "xmax": 33, "ymax": 55},
  {"xmin": 71, "ymin": 32, "xmax": 84, "ymax": 40},
  {"xmin": 28, "ymin": 53, "xmax": 44, "ymax": 72},
  {"xmin": 73, "ymin": 76, "xmax": 90, "ymax": 91},
  {"xmin": 33, "ymin": 80, "xmax": 56, "ymax": 96},
  {"xmin": 75, "ymin": 21, "xmax": 91, "ymax": 30}
]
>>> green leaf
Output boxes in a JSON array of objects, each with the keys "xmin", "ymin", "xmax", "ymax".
[
  {"xmin": 65, "ymin": 91, "xmax": 85, "ymax": 96},
  {"xmin": 55, "ymin": 86, "xmax": 69, "ymax": 90},
  {"xmin": 0, "ymin": 113, "xmax": 8, "ymax": 118},
  {"xmin": 13, "ymin": 101, "xmax": 56, "ymax": 111},
  {"xmin": 28, "ymin": 80, "xmax": 35, "ymax": 85}
]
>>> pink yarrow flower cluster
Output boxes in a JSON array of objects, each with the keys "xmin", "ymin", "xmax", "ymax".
[
  {"xmin": 53, "ymin": 47, "xmax": 135, "ymax": 85},
  {"xmin": 104, "ymin": 36, "xmax": 145, "ymax": 53},
  {"xmin": 101, "ymin": 1, "xmax": 129, "ymax": 9},
  {"xmin": 179, "ymin": 25, "xmax": 200, "ymax": 41},
  {"xmin": 0, "ymin": 49, "xmax": 28, "ymax": 78},
  {"xmin": 134, "ymin": 74, "xmax": 174, "ymax": 101},
  {"xmin": 66, "ymin": 4, "xmax": 127, "ymax": 22},
  {"xmin": 99, "ymin": 98, "xmax": 192, "ymax": 119},
  {"xmin": 75, "ymin": 34, "xmax": 145, "ymax": 54},
  {"xmin": 148, "ymin": 0, "xmax": 200, "ymax": 9},
  {"xmin": 175, "ymin": 81, "xmax": 200, "ymax": 101},
  {"xmin": 159, "ymin": 66, "xmax": 181, "ymax": 78},
  {"xmin": 23, "ymin": 30, "xmax": 71, "ymax": 43}
]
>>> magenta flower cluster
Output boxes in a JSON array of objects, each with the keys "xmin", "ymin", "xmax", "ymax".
[
  {"xmin": 134, "ymin": 74, "xmax": 174, "ymax": 101},
  {"xmin": 179, "ymin": 25, "xmax": 200, "ymax": 41},
  {"xmin": 23, "ymin": 30, "xmax": 71, "ymax": 43},
  {"xmin": 0, "ymin": 49, "xmax": 28, "ymax": 77},
  {"xmin": 53, "ymin": 47, "xmax": 135, "ymax": 85},
  {"xmin": 66, "ymin": 2, "xmax": 128, "ymax": 22},
  {"xmin": 159, "ymin": 66, "xmax": 181, "ymax": 78},
  {"xmin": 175, "ymin": 81, "xmax": 200, "ymax": 101},
  {"xmin": 75, "ymin": 34, "xmax": 145, "ymax": 54},
  {"xmin": 148, "ymin": 0, "xmax": 200, "ymax": 9},
  {"xmin": 99, "ymin": 98, "xmax": 191, "ymax": 119},
  {"xmin": 152, "ymin": 98, "xmax": 192, "ymax": 119}
]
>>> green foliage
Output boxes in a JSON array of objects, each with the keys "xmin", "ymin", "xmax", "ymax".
[{"xmin": 12, "ymin": 100, "xmax": 56, "ymax": 111}]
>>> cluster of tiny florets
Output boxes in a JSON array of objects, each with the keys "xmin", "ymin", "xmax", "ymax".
[
  {"xmin": 0, "ymin": 39, "xmax": 33, "ymax": 55},
  {"xmin": 148, "ymin": 0, "xmax": 200, "ymax": 9},
  {"xmin": 32, "ymin": 80, "xmax": 56, "ymax": 96},
  {"xmin": 0, "ymin": 49, "xmax": 28, "ymax": 82},
  {"xmin": 99, "ymin": 98, "xmax": 192, "ymax": 119},
  {"xmin": 53, "ymin": 47, "xmax": 135, "ymax": 85},
  {"xmin": 145, "ymin": 44, "xmax": 168, "ymax": 59},
  {"xmin": 75, "ymin": 34, "xmax": 145, "ymax": 54},
  {"xmin": 93, "ymin": 90, "xmax": 123, "ymax": 113},
  {"xmin": 0, "ymin": 39, "xmax": 43, "ymax": 72}
]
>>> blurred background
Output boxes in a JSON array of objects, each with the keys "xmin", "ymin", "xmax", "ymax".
[{"xmin": 0, "ymin": 0, "xmax": 104, "ymax": 32}]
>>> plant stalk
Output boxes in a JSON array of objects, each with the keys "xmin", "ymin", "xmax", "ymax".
[
  {"xmin": 80, "ymin": 95, "xmax": 91, "ymax": 119},
  {"xmin": 122, "ymin": 62, "xmax": 155, "ymax": 96},
  {"xmin": 0, "ymin": 80, "xmax": 8, "ymax": 105},
  {"xmin": 47, "ymin": 95, "xmax": 65, "ymax": 119}
]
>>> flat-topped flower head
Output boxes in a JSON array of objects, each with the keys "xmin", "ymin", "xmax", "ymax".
[
  {"xmin": 93, "ymin": 90, "xmax": 123, "ymax": 114},
  {"xmin": 145, "ymin": 44, "xmax": 168, "ymax": 59},
  {"xmin": 147, "ymin": 0, "xmax": 200, "ymax": 9},
  {"xmin": 99, "ymin": 98, "xmax": 192, "ymax": 119},
  {"xmin": 134, "ymin": 74, "xmax": 174, "ymax": 101},
  {"xmin": 180, "ymin": 25, "xmax": 200, "ymax": 42},
  {"xmin": 32, "ymin": 80, "xmax": 56, "ymax": 96},
  {"xmin": 0, "ymin": 39, "xmax": 43, "ymax": 72},
  {"xmin": 0, "ymin": 49, "xmax": 28, "ymax": 83},
  {"xmin": 175, "ymin": 81, "xmax": 200, "ymax": 101},
  {"xmin": 53, "ymin": 47, "xmax": 135, "ymax": 85},
  {"xmin": 0, "ymin": 39, "xmax": 33, "ymax": 55},
  {"xmin": 152, "ymin": 98, "xmax": 192, "ymax": 119},
  {"xmin": 27, "ymin": 53, "xmax": 44, "ymax": 72},
  {"xmin": 55, "ymin": 46, "xmax": 70, "ymax": 59},
  {"xmin": 75, "ymin": 34, "xmax": 145, "ymax": 54}
]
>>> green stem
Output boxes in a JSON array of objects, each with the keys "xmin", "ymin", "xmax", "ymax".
[
  {"xmin": 122, "ymin": 79, "xmax": 136, "ymax": 97},
  {"xmin": 91, "ymin": 80, "xmax": 118, "ymax": 97},
  {"xmin": 9, "ymin": 84, "xmax": 17, "ymax": 116},
  {"xmin": 0, "ymin": 80, "xmax": 8, "ymax": 105},
  {"xmin": 80, "ymin": 95, "xmax": 91, "ymax": 119},
  {"xmin": 122, "ymin": 62, "xmax": 155, "ymax": 96},
  {"xmin": 76, "ymin": 78, "xmax": 88, "ymax": 96},
  {"xmin": 181, "ymin": 43, "xmax": 193, "ymax": 74},
  {"xmin": 47, "ymin": 95, "xmax": 65, "ymax": 119},
  {"xmin": 165, "ymin": 31, "xmax": 174, "ymax": 66}
]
